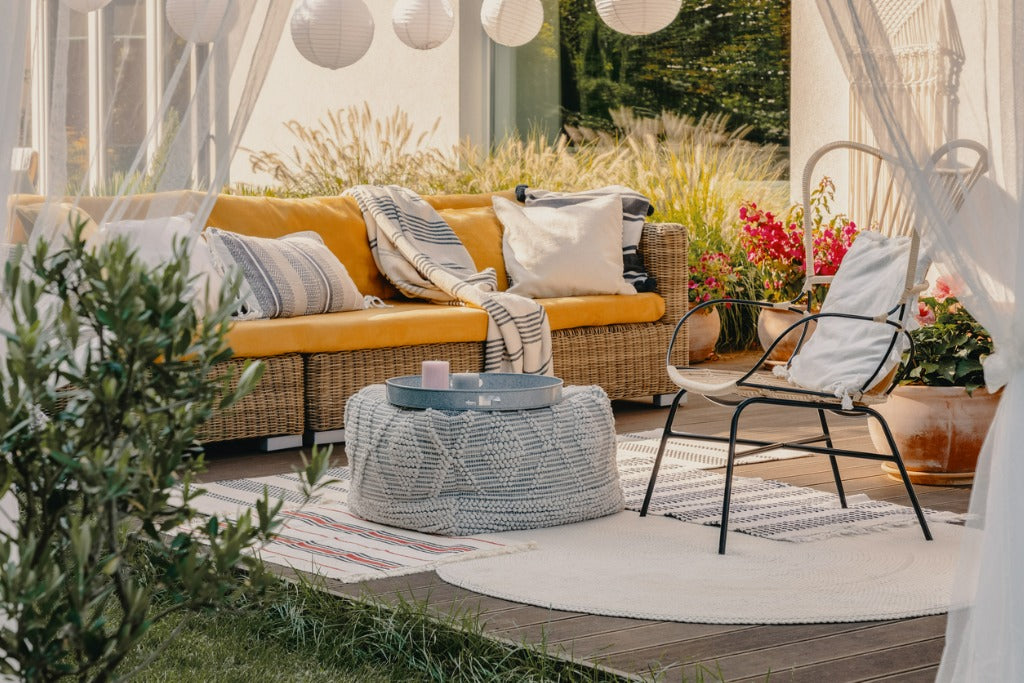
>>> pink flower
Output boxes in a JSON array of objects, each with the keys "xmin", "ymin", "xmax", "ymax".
[
  {"xmin": 932, "ymin": 276, "xmax": 959, "ymax": 302},
  {"xmin": 916, "ymin": 301, "xmax": 936, "ymax": 326}
]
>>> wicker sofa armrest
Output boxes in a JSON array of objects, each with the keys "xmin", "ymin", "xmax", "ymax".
[{"xmin": 638, "ymin": 221, "xmax": 688, "ymax": 323}]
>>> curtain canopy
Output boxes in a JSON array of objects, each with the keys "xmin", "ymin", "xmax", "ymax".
[{"xmin": 818, "ymin": 0, "xmax": 1023, "ymax": 679}]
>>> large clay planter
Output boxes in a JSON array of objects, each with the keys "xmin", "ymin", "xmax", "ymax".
[
  {"xmin": 687, "ymin": 307, "xmax": 721, "ymax": 363},
  {"xmin": 868, "ymin": 385, "xmax": 1002, "ymax": 485},
  {"xmin": 757, "ymin": 308, "xmax": 816, "ymax": 363}
]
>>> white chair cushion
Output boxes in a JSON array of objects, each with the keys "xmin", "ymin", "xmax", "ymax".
[
  {"xmin": 94, "ymin": 214, "xmax": 223, "ymax": 317},
  {"xmin": 776, "ymin": 231, "xmax": 914, "ymax": 407}
]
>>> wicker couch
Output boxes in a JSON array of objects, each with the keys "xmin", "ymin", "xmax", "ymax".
[{"xmin": 15, "ymin": 190, "xmax": 690, "ymax": 449}]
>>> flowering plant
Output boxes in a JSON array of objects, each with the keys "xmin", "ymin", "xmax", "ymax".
[
  {"xmin": 903, "ymin": 277, "xmax": 993, "ymax": 393},
  {"xmin": 688, "ymin": 252, "xmax": 740, "ymax": 309},
  {"xmin": 739, "ymin": 178, "xmax": 858, "ymax": 303}
]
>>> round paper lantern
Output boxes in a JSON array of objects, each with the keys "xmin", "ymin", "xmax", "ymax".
[
  {"xmin": 63, "ymin": 0, "xmax": 113, "ymax": 12},
  {"xmin": 291, "ymin": 0, "xmax": 375, "ymax": 69},
  {"xmin": 595, "ymin": 0, "xmax": 681, "ymax": 36},
  {"xmin": 166, "ymin": 0, "xmax": 236, "ymax": 43},
  {"xmin": 480, "ymin": 0, "xmax": 543, "ymax": 47},
  {"xmin": 392, "ymin": 0, "xmax": 455, "ymax": 50}
]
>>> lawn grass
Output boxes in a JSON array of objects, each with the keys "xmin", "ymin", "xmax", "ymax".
[{"xmin": 118, "ymin": 573, "xmax": 631, "ymax": 682}]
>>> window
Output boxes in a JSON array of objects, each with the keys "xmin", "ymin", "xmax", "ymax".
[{"xmin": 33, "ymin": 0, "xmax": 212, "ymax": 194}]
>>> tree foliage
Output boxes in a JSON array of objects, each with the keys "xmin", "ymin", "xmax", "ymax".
[
  {"xmin": 560, "ymin": 0, "xmax": 791, "ymax": 144},
  {"xmin": 0, "ymin": 223, "xmax": 329, "ymax": 681}
]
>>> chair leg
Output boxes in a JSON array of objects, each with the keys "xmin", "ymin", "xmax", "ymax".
[
  {"xmin": 867, "ymin": 409, "xmax": 933, "ymax": 541},
  {"xmin": 718, "ymin": 401, "xmax": 750, "ymax": 555},
  {"xmin": 640, "ymin": 389, "xmax": 686, "ymax": 517},
  {"xmin": 818, "ymin": 409, "xmax": 847, "ymax": 508}
]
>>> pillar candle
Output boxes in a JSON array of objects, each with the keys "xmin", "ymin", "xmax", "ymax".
[{"xmin": 421, "ymin": 360, "xmax": 450, "ymax": 390}]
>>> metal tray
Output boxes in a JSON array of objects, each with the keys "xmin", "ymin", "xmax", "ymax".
[{"xmin": 385, "ymin": 373, "xmax": 563, "ymax": 411}]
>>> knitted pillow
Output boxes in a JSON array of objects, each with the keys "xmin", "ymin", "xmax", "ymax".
[{"xmin": 205, "ymin": 227, "xmax": 366, "ymax": 319}]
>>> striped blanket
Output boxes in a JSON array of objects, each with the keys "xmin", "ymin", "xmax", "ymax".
[{"xmin": 347, "ymin": 185, "xmax": 552, "ymax": 374}]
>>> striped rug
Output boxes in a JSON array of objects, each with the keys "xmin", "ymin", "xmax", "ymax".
[
  {"xmin": 617, "ymin": 453, "xmax": 963, "ymax": 542},
  {"xmin": 616, "ymin": 429, "xmax": 812, "ymax": 468},
  {"xmin": 182, "ymin": 467, "xmax": 530, "ymax": 583}
]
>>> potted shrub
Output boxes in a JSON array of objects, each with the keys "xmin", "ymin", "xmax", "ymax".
[
  {"xmin": 868, "ymin": 278, "xmax": 1000, "ymax": 484},
  {"xmin": 687, "ymin": 252, "xmax": 738, "ymax": 362},
  {"xmin": 739, "ymin": 179, "xmax": 858, "ymax": 360}
]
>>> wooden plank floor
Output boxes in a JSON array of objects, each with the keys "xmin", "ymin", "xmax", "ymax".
[{"xmin": 200, "ymin": 356, "xmax": 969, "ymax": 682}]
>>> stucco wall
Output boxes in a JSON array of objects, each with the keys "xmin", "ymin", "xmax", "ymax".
[{"xmin": 232, "ymin": 0, "xmax": 482, "ymax": 187}]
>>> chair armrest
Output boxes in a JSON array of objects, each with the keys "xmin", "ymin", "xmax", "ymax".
[{"xmin": 638, "ymin": 222, "xmax": 688, "ymax": 323}]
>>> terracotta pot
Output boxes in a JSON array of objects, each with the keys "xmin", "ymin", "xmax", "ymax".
[
  {"xmin": 868, "ymin": 385, "xmax": 1002, "ymax": 485},
  {"xmin": 686, "ymin": 306, "xmax": 721, "ymax": 363},
  {"xmin": 757, "ymin": 308, "xmax": 816, "ymax": 363}
]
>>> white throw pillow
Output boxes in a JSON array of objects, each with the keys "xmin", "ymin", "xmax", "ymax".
[
  {"xmin": 492, "ymin": 195, "xmax": 635, "ymax": 298},
  {"xmin": 94, "ymin": 214, "xmax": 223, "ymax": 317},
  {"xmin": 776, "ymin": 231, "xmax": 914, "ymax": 407}
]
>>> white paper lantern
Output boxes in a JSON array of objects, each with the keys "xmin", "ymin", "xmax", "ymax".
[
  {"xmin": 291, "ymin": 0, "xmax": 375, "ymax": 69},
  {"xmin": 63, "ymin": 0, "xmax": 113, "ymax": 12},
  {"xmin": 392, "ymin": 0, "xmax": 455, "ymax": 50},
  {"xmin": 480, "ymin": 0, "xmax": 543, "ymax": 48},
  {"xmin": 595, "ymin": 0, "xmax": 681, "ymax": 36},
  {"xmin": 166, "ymin": 0, "xmax": 236, "ymax": 43}
]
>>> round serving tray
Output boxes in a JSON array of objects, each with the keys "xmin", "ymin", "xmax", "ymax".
[{"xmin": 385, "ymin": 373, "xmax": 563, "ymax": 412}]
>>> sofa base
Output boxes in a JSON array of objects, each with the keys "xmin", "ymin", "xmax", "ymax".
[
  {"xmin": 199, "ymin": 354, "xmax": 305, "ymax": 444},
  {"xmin": 258, "ymin": 434, "xmax": 305, "ymax": 451},
  {"xmin": 305, "ymin": 429, "xmax": 346, "ymax": 446},
  {"xmin": 653, "ymin": 392, "xmax": 685, "ymax": 408}
]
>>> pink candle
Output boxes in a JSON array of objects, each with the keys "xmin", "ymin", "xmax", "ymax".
[{"xmin": 421, "ymin": 360, "xmax": 450, "ymax": 390}]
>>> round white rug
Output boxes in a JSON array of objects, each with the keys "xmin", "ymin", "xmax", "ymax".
[{"xmin": 436, "ymin": 512, "xmax": 962, "ymax": 624}]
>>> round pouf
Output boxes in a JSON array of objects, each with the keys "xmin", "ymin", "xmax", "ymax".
[{"xmin": 344, "ymin": 384, "xmax": 624, "ymax": 535}]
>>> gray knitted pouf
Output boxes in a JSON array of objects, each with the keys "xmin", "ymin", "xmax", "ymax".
[{"xmin": 344, "ymin": 384, "xmax": 624, "ymax": 535}]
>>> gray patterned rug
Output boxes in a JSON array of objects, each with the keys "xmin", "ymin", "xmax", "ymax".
[{"xmin": 617, "ymin": 450, "xmax": 963, "ymax": 542}]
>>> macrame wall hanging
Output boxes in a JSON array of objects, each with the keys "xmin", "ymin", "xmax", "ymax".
[{"xmin": 848, "ymin": 0, "xmax": 965, "ymax": 232}]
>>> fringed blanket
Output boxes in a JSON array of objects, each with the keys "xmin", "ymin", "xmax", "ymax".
[{"xmin": 346, "ymin": 185, "xmax": 552, "ymax": 375}]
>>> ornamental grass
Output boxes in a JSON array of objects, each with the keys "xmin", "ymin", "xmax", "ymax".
[{"xmin": 240, "ymin": 103, "xmax": 791, "ymax": 351}]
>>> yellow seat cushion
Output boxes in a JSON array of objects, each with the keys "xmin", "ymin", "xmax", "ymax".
[{"xmin": 224, "ymin": 293, "xmax": 664, "ymax": 357}]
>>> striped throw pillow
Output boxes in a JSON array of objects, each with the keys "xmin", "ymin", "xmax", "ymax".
[{"xmin": 206, "ymin": 228, "xmax": 366, "ymax": 319}]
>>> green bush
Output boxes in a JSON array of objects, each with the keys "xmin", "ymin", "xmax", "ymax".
[{"xmin": 0, "ymin": 222, "xmax": 330, "ymax": 681}]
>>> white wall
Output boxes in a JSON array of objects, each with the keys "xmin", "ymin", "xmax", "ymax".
[
  {"xmin": 232, "ymin": 0, "xmax": 485, "ymax": 187},
  {"xmin": 790, "ymin": 0, "xmax": 849, "ymax": 204},
  {"xmin": 790, "ymin": 0, "xmax": 989, "ymax": 206}
]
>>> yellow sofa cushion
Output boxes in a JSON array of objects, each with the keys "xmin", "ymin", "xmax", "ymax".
[
  {"xmin": 225, "ymin": 292, "xmax": 664, "ymax": 357},
  {"xmin": 206, "ymin": 190, "xmax": 516, "ymax": 300},
  {"xmin": 438, "ymin": 206, "xmax": 509, "ymax": 290}
]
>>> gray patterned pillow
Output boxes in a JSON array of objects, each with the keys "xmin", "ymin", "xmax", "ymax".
[{"xmin": 205, "ymin": 228, "xmax": 366, "ymax": 319}]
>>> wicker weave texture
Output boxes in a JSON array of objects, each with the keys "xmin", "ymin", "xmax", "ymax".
[
  {"xmin": 552, "ymin": 323, "xmax": 681, "ymax": 399},
  {"xmin": 209, "ymin": 220, "xmax": 690, "ymax": 439},
  {"xmin": 640, "ymin": 222, "xmax": 688, "ymax": 324},
  {"xmin": 305, "ymin": 342, "xmax": 484, "ymax": 432},
  {"xmin": 198, "ymin": 354, "xmax": 305, "ymax": 442}
]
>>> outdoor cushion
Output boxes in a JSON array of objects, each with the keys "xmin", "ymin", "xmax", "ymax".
[
  {"xmin": 206, "ymin": 191, "xmax": 516, "ymax": 301},
  {"xmin": 493, "ymin": 195, "xmax": 635, "ymax": 298},
  {"xmin": 205, "ymin": 228, "xmax": 367, "ymax": 319},
  {"xmin": 224, "ymin": 293, "xmax": 664, "ymax": 357},
  {"xmin": 438, "ymin": 206, "xmax": 509, "ymax": 290},
  {"xmin": 776, "ymin": 231, "xmax": 914, "ymax": 407}
]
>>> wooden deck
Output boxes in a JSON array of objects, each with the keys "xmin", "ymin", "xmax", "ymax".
[{"xmin": 201, "ymin": 359, "xmax": 969, "ymax": 682}]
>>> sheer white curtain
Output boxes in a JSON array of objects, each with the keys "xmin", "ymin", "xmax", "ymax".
[
  {"xmin": 1, "ymin": 0, "xmax": 289, "ymax": 666},
  {"xmin": 817, "ymin": 0, "xmax": 1023, "ymax": 679}
]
